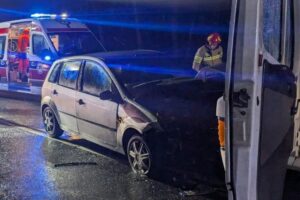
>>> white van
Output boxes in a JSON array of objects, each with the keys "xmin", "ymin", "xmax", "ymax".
[
  {"xmin": 0, "ymin": 14, "xmax": 105, "ymax": 87},
  {"xmin": 226, "ymin": 0, "xmax": 300, "ymax": 199}
]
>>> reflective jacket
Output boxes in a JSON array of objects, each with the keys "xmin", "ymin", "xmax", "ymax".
[
  {"xmin": 192, "ymin": 45, "xmax": 223, "ymax": 72},
  {"xmin": 18, "ymin": 33, "xmax": 29, "ymax": 53}
]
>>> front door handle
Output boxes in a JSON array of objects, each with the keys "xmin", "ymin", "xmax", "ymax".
[{"xmin": 77, "ymin": 99, "xmax": 85, "ymax": 105}]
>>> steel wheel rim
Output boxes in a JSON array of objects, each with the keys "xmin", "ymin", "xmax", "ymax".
[
  {"xmin": 128, "ymin": 139, "xmax": 151, "ymax": 175},
  {"xmin": 44, "ymin": 109, "xmax": 55, "ymax": 133}
]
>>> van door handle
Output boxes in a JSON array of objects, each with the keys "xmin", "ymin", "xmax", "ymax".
[
  {"xmin": 77, "ymin": 99, "xmax": 85, "ymax": 105},
  {"xmin": 52, "ymin": 90, "xmax": 58, "ymax": 95},
  {"xmin": 233, "ymin": 88, "xmax": 250, "ymax": 108}
]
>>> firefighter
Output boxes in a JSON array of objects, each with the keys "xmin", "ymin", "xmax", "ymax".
[
  {"xmin": 192, "ymin": 32, "xmax": 223, "ymax": 72},
  {"xmin": 17, "ymin": 28, "xmax": 30, "ymax": 82},
  {"xmin": 216, "ymin": 95, "xmax": 226, "ymax": 170}
]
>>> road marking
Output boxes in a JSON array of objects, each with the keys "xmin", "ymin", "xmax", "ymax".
[
  {"xmin": 0, "ymin": 116, "xmax": 116, "ymax": 160},
  {"xmin": 23, "ymin": 126, "xmax": 114, "ymax": 159}
]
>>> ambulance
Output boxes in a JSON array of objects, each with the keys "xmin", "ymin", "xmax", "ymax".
[{"xmin": 0, "ymin": 13, "xmax": 105, "ymax": 88}]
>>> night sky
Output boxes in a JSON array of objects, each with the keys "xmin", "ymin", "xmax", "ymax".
[{"xmin": 0, "ymin": 0, "xmax": 232, "ymax": 66}]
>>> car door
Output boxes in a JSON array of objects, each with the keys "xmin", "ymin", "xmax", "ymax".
[
  {"xmin": 51, "ymin": 60, "xmax": 81, "ymax": 133},
  {"xmin": 76, "ymin": 60, "xmax": 118, "ymax": 147},
  {"xmin": 225, "ymin": 0, "xmax": 296, "ymax": 200}
]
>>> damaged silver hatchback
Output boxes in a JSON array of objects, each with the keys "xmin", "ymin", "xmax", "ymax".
[{"xmin": 41, "ymin": 50, "xmax": 224, "ymax": 176}]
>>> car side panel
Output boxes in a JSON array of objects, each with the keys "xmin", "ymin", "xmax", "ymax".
[
  {"xmin": 76, "ymin": 91, "xmax": 118, "ymax": 147},
  {"xmin": 51, "ymin": 84, "xmax": 78, "ymax": 133}
]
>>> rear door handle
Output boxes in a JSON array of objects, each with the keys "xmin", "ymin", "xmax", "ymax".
[
  {"xmin": 233, "ymin": 88, "xmax": 250, "ymax": 108},
  {"xmin": 77, "ymin": 99, "xmax": 85, "ymax": 105},
  {"xmin": 52, "ymin": 89, "xmax": 58, "ymax": 95}
]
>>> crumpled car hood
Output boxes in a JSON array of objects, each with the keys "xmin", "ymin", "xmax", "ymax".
[{"xmin": 129, "ymin": 78, "xmax": 224, "ymax": 133}]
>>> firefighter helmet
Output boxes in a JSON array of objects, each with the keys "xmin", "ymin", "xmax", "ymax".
[{"xmin": 207, "ymin": 33, "xmax": 222, "ymax": 45}]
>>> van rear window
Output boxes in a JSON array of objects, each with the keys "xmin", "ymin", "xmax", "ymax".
[{"xmin": 0, "ymin": 36, "xmax": 5, "ymax": 59}]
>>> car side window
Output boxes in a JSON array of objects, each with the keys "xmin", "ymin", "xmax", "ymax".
[
  {"xmin": 48, "ymin": 63, "xmax": 61, "ymax": 83},
  {"xmin": 82, "ymin": 61, "xmax": 112, "ymax": 96},
  {"xmin": 58, "ymin": 61, "xmax": 81, "ymax": 89}
]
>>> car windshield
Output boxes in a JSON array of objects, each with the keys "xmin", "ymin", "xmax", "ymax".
[
  {"xmin": 109, "ymin": 65, "xmax": 172, "ymax": 89},
  {"xmin": 48, "ymin": 32, "xmax": 105, "ymax": 56},
  {"xmin": 108, "ymin": 62, "xmax": 194, "ymax": 87}
]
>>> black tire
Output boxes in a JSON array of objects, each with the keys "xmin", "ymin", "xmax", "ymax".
[
  {"xmin": 42, "ymin": 107, "xmax": 63, "ymax": 138},
  {"xmin": 127, "ymin": 135, "xmax": 154, "ymax": 176}
]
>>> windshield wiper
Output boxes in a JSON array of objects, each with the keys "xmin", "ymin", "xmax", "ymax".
[
  {"xmin": 131, "ymin": 79, "xmax": 164, "ymax": 89},
  {"xmin": 131, "ymin": 77, "xmax": 187, "ymax": 89}
]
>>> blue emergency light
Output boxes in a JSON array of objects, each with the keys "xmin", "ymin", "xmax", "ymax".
[
  {"xmin": 61, "ymin": 13, "xmax": 68, "ymax": 19},
  {"xmin": 44, "ymin": 56, "xmax": 51, "ymax": 61},
  {"xmin": 31, "ymin": 13, "xmax": 57, "ymax": 18},
  {"xmin": 30, "ymin": 13, "xmax": 68, "ymax": 19}
]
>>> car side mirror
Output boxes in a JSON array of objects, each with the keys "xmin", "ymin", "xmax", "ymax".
[{"xmin": 99, "ymin": 90, "xmax": 113, "ymax": 100}]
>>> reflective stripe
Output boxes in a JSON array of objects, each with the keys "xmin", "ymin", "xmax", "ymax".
[
  {"xmin": 203, "ymin": 54, "xmax": 222, "ymax": 62},
  {"xmin": 218, "ymin": 120, "xmax": 225, "ymax": 147},
  {"xmin": 0, "ymin": 28, "xmax": 8, "ymax": 34},
  {"xmin": 193, "ymin": 55, "xmax": 202, "ymax": 64}
]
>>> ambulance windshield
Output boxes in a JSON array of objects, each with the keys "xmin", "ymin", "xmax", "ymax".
[{"xmin": 48, "ymin": 32, "xmax": 105, "ymax": 56}]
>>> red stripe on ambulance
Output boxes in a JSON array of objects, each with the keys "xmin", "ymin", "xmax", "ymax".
[{"xmin": 0, "ymin": 28, "xmax": 8, "ymax": 34}]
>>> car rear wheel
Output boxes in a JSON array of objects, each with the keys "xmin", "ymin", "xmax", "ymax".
[
  {"xmin": 43, "ymin": 107, "xmax": 63, "ymax": 138},
  {"xmin": 127, "ymin": 135, "xmax": 152, "ymax": 176}
]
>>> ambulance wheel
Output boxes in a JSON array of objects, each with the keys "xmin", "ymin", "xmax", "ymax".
[{"xmin": 43, "ymin": 107, "xmax": 63, "ymax": 138}]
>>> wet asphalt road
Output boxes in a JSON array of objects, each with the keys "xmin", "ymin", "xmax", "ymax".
[
  {"xmin": 0, "ymin": 97, "xmax": 299, "ymax": 200},
  {"xmin": 0, "ymin": 97, "xmax": 228, "ymax": 200}
]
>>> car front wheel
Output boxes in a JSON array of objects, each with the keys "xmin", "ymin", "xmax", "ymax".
[
  {"xmin": 127, "ymin": 135, "xmax": 152, "ymax": 175},
  {"xmin": 42, "ymin": 107, "xmax": 63, "ymax": 138}
]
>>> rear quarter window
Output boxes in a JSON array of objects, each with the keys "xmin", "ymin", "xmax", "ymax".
[{"xmin": 48, "ymin": 63, "xmax": 62, "ymax": 83}]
